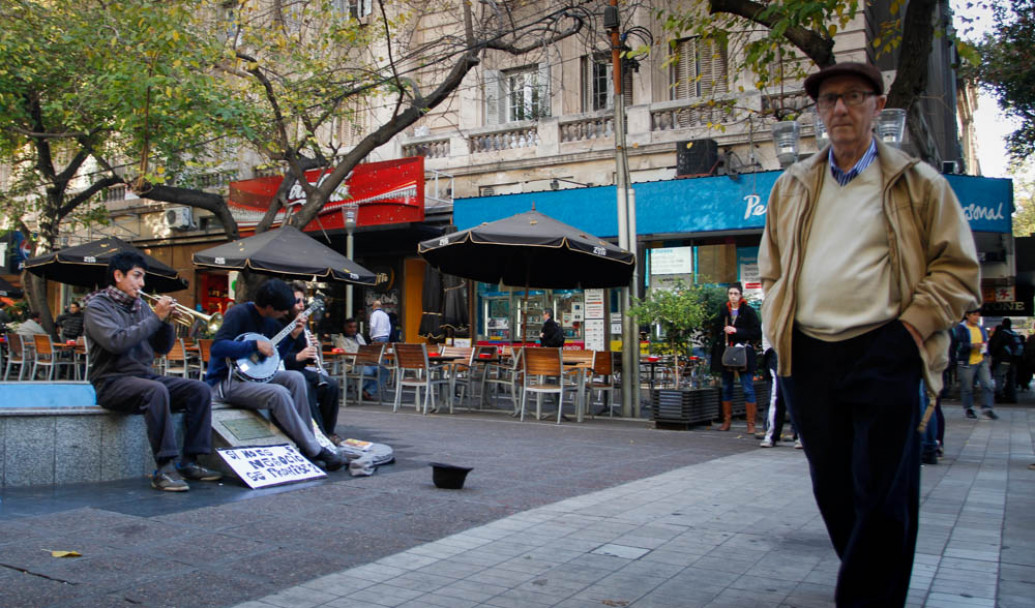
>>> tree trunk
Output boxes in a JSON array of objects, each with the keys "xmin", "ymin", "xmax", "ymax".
[{"xmin": 885, "ymin": 0, "xmax": 939, "ymax": 163}]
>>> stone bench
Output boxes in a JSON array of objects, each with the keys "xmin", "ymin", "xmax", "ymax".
[{"xmin": 0, "ymin": 382, "xmax": 290, "ymax": 488}]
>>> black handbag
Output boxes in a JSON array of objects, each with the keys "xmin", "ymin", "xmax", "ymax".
[
  {"xmin": 721, "ymin": 314, "xmax": 747, "ymax": 370},
  {"xmin": 721, "ymin": 344, "xmax": 747, "ymax": 370}
]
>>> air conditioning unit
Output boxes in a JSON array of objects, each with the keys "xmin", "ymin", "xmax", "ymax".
[
  {"xmin": 676, "ymin": 139, "xmax": 719, "ymax": 177},
  {"xmin": 164, "ymin": 207, "xmax": 193, "ymax": 231},
  {"xmin": 941, "ymin": 160, "xmax": 960, "ymax": 175}
]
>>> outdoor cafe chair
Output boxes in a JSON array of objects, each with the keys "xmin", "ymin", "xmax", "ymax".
[
  {"xmin": 188, "ymin": 338, "xmax": 212, "ymax": 380},
  {"xmin": 520, "ymin": 347, "xmax": 578, "ymax": 423},
  {"xmin": 3, "ymin": 333, "xmax": 30, "ymax": 381},
  {"xmin": 584, "ymin": 350, "xmax": 617, "ymax": 418},
  {"xmin": 392, "ymin": 342, "xmax": 450, "ymax": 415},
  {"xmin": 161, "ymin": 338, "xmax": 190, "ymax": 377},
  {"xmin": 483, "ymin": 346, "xmax": 523, "ymax": 414},
  {"xmin": 31, "ymin": 333, "xmax": 76, "ymax": 381},
  {"xmin": 344, "ymin": 343, "xmax": 386, "ymax": 405},
  {"xmin": 438, "ymin": 345, "xmax": 474, "ymax": 412},
  {"xmin": 73, "ymin": 335, "xmax": 90, "ymax": 381}
]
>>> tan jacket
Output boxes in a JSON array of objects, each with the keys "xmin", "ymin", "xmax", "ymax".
[{"xmin": 758, "ymin": 140, "xmax": 981, "ymax": 396}]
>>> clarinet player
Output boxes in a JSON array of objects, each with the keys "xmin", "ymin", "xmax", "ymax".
[{"xmin": 287, "ymin": 282, "xmax": 343, "ymax": 445}]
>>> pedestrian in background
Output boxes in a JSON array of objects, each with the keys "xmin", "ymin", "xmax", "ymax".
[
  {"xmin": 955, "ymin": 309, "xmax": 999, "ymax": 420},
  {"xmin": 714, "ymin": 283, "xmax": 760, "ymax": 433}
]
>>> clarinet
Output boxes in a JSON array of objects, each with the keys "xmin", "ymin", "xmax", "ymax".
[{"xmin": 305, "ymin": 327, "xmax": 330, "ymax": 387}]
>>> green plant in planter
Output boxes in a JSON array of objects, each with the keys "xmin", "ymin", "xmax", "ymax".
[{"xmin": 630, "ymin": 281, "xmax": 726, "ymax": 386}]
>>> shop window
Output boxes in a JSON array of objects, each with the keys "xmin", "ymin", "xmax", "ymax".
[{"xmin": 695, "ymin": 243, "xmax": 737, "ymax": 284}]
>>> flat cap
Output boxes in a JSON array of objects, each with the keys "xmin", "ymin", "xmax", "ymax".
[{"xmin": 804, "ymin": 62, "xmax": 884, "ymax": 100}]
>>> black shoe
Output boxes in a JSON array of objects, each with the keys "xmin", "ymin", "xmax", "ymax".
[
  {"xmin": 313, "ymin": 447, "xmax": 346, "ymax": 472},
  {"xmin": 151, "ymin": 469, "xmax": 189, "ymax": 492},
  {"xmin": 921, "ymin": 452, "xmax": 939, "ymax": 465},
  {"xmin": 983, "ymin": 409, "xmax": 999, "ymax": 420},
  {"xmin": 177, "ymin": 462, "xmax": 222, "ymax": 481},
  {"xmin": 965, "ymin": 409, "xmax": 978, "ymax": 419}
]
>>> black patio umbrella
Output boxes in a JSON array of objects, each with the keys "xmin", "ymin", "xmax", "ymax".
[
  {"xmin": 24, "ymin": 237, "xmax": 188, "ymax": 293},
  {"xmin": 0, "ymin": 277, "xmax": 23, "ymax": 298},
  {"xmin": 192, "ymin": 225, "xmax": 376, "ymax": 285},
  {"xmin": 417, "ymin": 208, "xmax": 635, "ymax": 290},
  {"xmin": 441, "ymin": 273, "xmax": 469, "ymax": 337},
  {"xmin": 418, "ymin": 265, "xmax": 444, "ymax": 340},
  {"xmin": 418, "ymin": 207, "xmax": 633, "ymax": 343}
]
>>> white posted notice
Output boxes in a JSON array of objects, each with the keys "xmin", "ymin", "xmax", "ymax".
[{"xmin": 218, "ymin": 444, "xmax": 326, "ymax": 488}]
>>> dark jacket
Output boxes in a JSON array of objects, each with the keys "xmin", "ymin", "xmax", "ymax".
[
  {"xmin": 540, "ymin": 317, "xmax": 564, "ymax": 347},
  {"xmin": 83, "ymin": 291, "xmax": 174, "ymax": 386},
  {"xmin": 207, "ymin": 302, "xmax": 296, "ymax": 385},
  {"xmin": 989, "ymin": 325, "xmax": 1022, "ymax": 362},
  {"xmin": 712, "ymin": 302, "xmax": 762, "ymax": 374},
  {"xmin": 56, "ymin": 310, "xmax": 85, "ymax": 340},
  {"xmin": 953, "ymin": 322, "xmax": 989, "ymax": 365}
]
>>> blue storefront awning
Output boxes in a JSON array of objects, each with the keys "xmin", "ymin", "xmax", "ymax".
[{"xmin": 454, "ymin": 171, "xmax": 1014, "ymax": 237}]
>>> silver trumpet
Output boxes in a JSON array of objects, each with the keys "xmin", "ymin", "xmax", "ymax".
[{"xmin": 140, "ymin": 291, "xmax": 224, "ymax": 334}]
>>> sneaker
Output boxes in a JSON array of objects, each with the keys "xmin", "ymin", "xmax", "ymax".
[
  {"xmin": 313, "ymin": 447, "xmax": 346, "ymax": 472},
  {"xmin": 983, "ymin": 409, "xmax": 999, "ymax": 420},
  {"xmin": 177, "ymin": 462, "xmax": 222, "ymax": 482},
  {"xmin": 151, "ymin": 469, "xmax": 189, "ymax": 492},
  {"xmin": 921, "ymin": 451, "xmax": 939, "ymax": 465},
  {"xmin": 794, "ymin": 439, "xmax": 804, "ymax": 449},
  {"xmin": 965, "ymin": 409, "xmax": 978, "ymax": 419},
  {"xmin": 759, "ymin": 437, "xmax": 775, "ymax": 448}
]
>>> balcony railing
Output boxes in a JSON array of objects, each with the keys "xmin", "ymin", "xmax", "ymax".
[
  {"xmin": 402, "ymin": 138, "xmax": 450, "ymax": 159},
  {"xmin": 650, "ymin": 100, "xmax": 737, "ymax": 132},
  {"xmin": 559, "ymin": 112, "xmax": 614, "ymax": 143},
  {"xmin": 469, "ymin": 124, "xmax": 538, "ymax": 153}
]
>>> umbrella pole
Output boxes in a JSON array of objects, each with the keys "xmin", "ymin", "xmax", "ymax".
[{"xmin": 523, "ymin": 275, "xmax": 530, "ymax": 347}]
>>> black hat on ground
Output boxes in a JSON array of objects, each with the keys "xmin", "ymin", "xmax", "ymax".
[{"xmin": 804, "ymin": 62, "xmax": 884, "ymax": 100}]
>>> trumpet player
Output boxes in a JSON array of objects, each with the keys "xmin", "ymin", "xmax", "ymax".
[
  {"xmin": 83, "ymin": 251, "xmax": 221, "ymax": 492},
  {"xmin": 286, "ymin": 282, "xmax": 342, "ymax": 445}
]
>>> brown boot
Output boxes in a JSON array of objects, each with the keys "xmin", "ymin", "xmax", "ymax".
[
  {"xmin": 745, "ymin": 401, "xmax": 757, "ymax": 435},
  {"xmin": 717, "ymin": 400, "xmax": 732, "ymax": 431}
]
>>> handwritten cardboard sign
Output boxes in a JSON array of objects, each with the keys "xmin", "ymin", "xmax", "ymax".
[{"xmin": 218, "ymin": 444, "xmax": 325, "ymax": 488}]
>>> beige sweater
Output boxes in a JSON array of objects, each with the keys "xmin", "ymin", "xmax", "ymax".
[{"xmin": 796, "ymin": 161, "xmax": 899, "ymax": 340}]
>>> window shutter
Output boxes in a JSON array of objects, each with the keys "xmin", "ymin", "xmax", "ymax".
[
  {"xmin": 671, "ymin": 39, "xmax": 693, "ymax": 100},
  {"xmin": 712, "ymin": 40, "xmax": 729, "ymax": 94},
  {"xmin": 484, "ymin": 69, "xmax": 502, "ymax": 125},
  {"xmin": 538, "ymin": 62, "xmax": 552, "ymax": 118},
  {"xmin": 622, "ymin": 67, "xmax": 633, "ymax": 106},
  {"xmin": 581, "ymin": 56, "xmax": 591, "ymax": 113}
]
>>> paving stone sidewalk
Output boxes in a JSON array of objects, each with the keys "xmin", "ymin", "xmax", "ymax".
[
  {"xmin": 235, "ymin": 404, "xmax": 1035, "ymax": 608},
  {"xmin": 1, "ymin": 401, "xmax": 1032, "ymax": 607}
]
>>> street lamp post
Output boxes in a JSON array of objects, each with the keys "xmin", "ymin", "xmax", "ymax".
[
  {"xmin": 343, "ymin": 201, "xmax": 358, "ymax": 318},
  {"xmin": 607, "ymin": 0, "xmax": 641, "ymax": 417}
]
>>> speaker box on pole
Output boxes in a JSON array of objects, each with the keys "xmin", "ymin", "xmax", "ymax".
[{"xmin": 676, "ymin": 139, "xmax": 719, "ymax": 177}]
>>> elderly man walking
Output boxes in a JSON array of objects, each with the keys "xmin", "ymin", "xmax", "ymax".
[{"xmin": 758, "ymin": 62, "xmax": 981, "ymax": 607}]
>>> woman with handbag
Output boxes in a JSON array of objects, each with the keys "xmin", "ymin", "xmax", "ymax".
[{"xmin": 714, "ymin": 283, "xmax": 761, "ymax": 432}]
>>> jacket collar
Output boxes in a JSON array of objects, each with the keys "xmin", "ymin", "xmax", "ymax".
[{"xmin": 783, "ymin": 138, "xmax": 919, "ymax": 196}]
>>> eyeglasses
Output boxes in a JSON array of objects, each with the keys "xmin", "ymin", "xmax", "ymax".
[
  {"xmin": 295, "ymin": 297, "xmax": 304, "ymax": 304},
  {"xmin": 815, "ymin": 91, "xmax": 879, "ymax": 110}
]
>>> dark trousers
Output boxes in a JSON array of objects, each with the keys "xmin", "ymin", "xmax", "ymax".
[
  {"xmin": 782, "ymin": 322, "xmax": 921, "ymax": 608},
  {"xmin": 96, "ymin": 374, "xmax": 213, "ymax": 462},
  {"xmin": 299, "ymin": 368, "xmax": 340, "ymax": 436}
]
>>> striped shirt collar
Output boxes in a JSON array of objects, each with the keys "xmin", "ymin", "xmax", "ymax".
[{"xmin": 828, "ymin": 139, "xmax": 878, "ymax": 186}]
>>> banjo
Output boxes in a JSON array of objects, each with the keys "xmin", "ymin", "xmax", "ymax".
[{"xmin": 230, "ymin": 298, "xmax": 325, "ymax": 383}]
